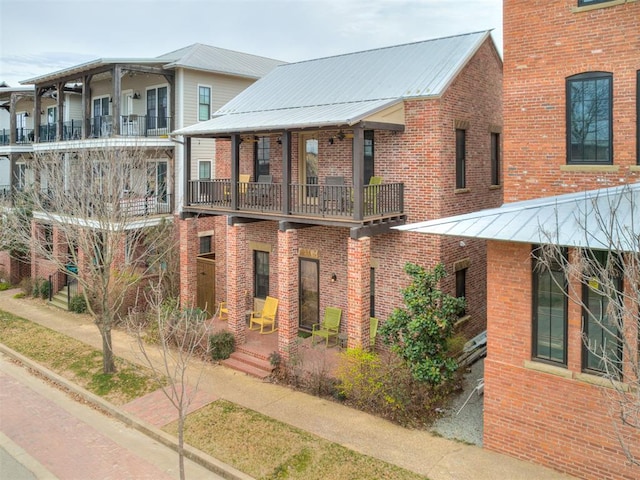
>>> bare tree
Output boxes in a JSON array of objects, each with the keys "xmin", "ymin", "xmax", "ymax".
[
  {"xmin": 535, "ymin": 184, "xmax": 639, "ymax": 466},
  {"xmin": 127, "ymin": 275, "xmax": 210, "ymax": 480},
  {"xmin": 1, "ymin": 146, "xmax": 174, "ymax": 373}
]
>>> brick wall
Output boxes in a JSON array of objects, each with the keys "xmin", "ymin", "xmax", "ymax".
[
  {"xmin": 503, "ymin": 0, "xmax": 639, "ymax": 202},
  {"xmin": 484, "ymin": 241, "xmax": 638, "ymax": 480},
  {"xmin": 190, "ymin": 37, "xmax": 502, "ymax": 350}
]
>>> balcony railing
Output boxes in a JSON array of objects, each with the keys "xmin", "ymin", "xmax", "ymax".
[
  {"xmin": 38, "ymin": 121, "xmax": 83, "ymax": 142},
  {"xmin": 0, "ymin": 128, "xmax": 35, "ymax": 144},
  {"xmin": 40, "ymin": 191, "xmax": 173, "ymax": 217},
  {"xmin": 1, "ymin": 116, "xmax": 171, "ymax": 145},
  {"xmin": 90, "ymin": 115, "xmax": 171, "ymax": 138},
  {"xmin": 187, "ymin": 180, "xmax": 404, "ymax": 220}
]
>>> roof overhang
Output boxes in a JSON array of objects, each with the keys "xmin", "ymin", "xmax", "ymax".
[
  {"xmin": 21, "ymin": 59, "xmax": 170, "ymax": 86},
  {"xmin": 173, "ymin": 99, "xmax": 405, "ymax": 137},
  {"xmin": 397, "ymin": 183, "xmax": 640, "ymax": 252}
]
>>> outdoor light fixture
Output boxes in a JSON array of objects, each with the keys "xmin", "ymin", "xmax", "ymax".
[
  {"xmin": 331, "ymin": 273, "xmax": 337, "ymax": 282},
  {"xmin": 133, "ymin": 91, "xmax": 141, "ymax": 100},
  {"xmin": 328, "ymin": 137, "xmax": 334, "ymax": 145}
]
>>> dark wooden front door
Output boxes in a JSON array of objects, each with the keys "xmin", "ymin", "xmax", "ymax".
[
  {"xmin": 196, "ymin": 256, "xmax": 215, "ymax": 316},
  {"xmin": 299, "ymin": 258, "xmax": 319, "ymax": 330}
]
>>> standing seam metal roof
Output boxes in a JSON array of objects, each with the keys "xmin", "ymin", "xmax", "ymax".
[
  {"xmin": 174, "ymin": 30, "xmax": 494, "ymax": 136},
  {"xmin": 396, "ymin": 183, "xmax": 640, "ymax": 252}
]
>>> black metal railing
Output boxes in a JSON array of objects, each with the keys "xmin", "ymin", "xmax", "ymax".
[
  {"xmin": 38, "ymin": 191, "xmax": 172, "ymax": 217},
  {"xmin": 186, "ymin": 180, "xmax": 404, "ymax": 220},
  {"xmin": 16, "ymin": 128, "xmax": 34, "ymax": 144},
  {"xmin": 66, "ymin": 274, "xmax": 78, "ymax": 306}
]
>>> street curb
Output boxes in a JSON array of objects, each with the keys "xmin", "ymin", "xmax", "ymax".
[{"xmin": 0, "ymin": 343, "xmax": 254, "ymax": 480}]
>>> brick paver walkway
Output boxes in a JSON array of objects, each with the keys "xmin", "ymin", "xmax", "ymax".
[{"xmin": 121, "ymin": 386, "xmax": 218, "ymax": 427}]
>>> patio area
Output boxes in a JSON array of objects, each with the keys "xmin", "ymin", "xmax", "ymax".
[{"xmin": 207, "ymin": 314, "xmax": 344, "ymax": 377}]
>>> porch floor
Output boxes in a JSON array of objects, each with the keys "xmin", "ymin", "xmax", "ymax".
[{"xmin": 208, "ymin": 315, "xmax": 343, "ymax": 377}]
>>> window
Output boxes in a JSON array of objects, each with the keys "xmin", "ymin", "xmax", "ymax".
[
  {"xmin": 199, "ymin": 161, "xmax": 211, "ymax": 180},
  {"xmin": 567, "ymin": 72, "xmax": 612, "ymax": 164},
  {"xmin": 455, "ymin": 128, "xmax": 466, "ymax": 189},
  {"xmin": 456, "ymin": 268, "xmax": 467, "ymax": 317},
  {"xmin": 532, "ymin": 248, "xmax": 568, "ymax": 365},
  {"xmin": 147, "ymin": 86, "xmax": 168, "ymax": 129},
  {"xmin": 16, "ymin": 164, "xmax": 27, "ymax": 190},
  {"xmin": 42, "ymin": 225, "xmax": 53, "ymax": 254},
  {"xmin": 582, "ymin": 250, "xmax": 623, "ymax": 377},
  {"xmin": 255, "ymin": 136, "xmax": 270, "ymax": 177},
  {"xmin": 148, "ymin": 161, "xmax": 167, "ymax": 202},
  {"xmin": 370, "ymin": 267, "xmax": 376, "ymax": 318},
  {"xmin": 364, "ymin": 130, "xmax": 374, "ymax": 185},
  {"xmin": 198, "ymin": 86, "xmax": 211, "ymax": 122},
  {"xmin": 254, "ymin": 251, "xmax": 269, "ymax": 299},
  {"xmin": 47, "ymin": 106, "xmax": 57, "ymax": 125},
  {"xmin": 199, "ymin": 236, "xmax": 212, "ymax": 254},
  {"xmin": 490, "ymin": 132, "xmax": 500, "ymax": 186},
  {"xmin": 636, "ymin": 70, "xmax": 640, "ymax": 165},
  {"xmin": 578, "ymin": 0, "xmax": 614, "ymax": 6},
  {"xmin": 93, "ymin": 97, "xmax": 109, "ymax": 117}
]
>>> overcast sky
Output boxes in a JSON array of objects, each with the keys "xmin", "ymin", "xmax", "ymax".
[{"xmin": 0, "ymin": 0, "xmax": 502, "ymax": 87}]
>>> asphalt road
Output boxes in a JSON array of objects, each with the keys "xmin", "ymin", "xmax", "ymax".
[{"xmin": 0, "ymin": 353, "xmax": 224, "ymax": 480}]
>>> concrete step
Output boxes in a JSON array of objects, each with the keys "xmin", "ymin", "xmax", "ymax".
[
  {"xmin": 48, "ymin": 288, "xmax": 69, "ymax": 310},
  {"xmin": 49, "ymin": 296, "xmax": 69, "ymax": 311},
  {"xmin": 221, "ymin": 352, "xmax": 272, "ymax": 380}
]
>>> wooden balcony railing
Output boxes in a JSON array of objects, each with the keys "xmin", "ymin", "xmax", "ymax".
[{"xmin": 187, "ymin": 180, "xmax": 404, "ymax": 220}]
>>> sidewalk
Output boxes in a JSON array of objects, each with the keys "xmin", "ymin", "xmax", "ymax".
[{"xmin": 0, "ymin": 289, "xmax": 577, "ymax": 480}]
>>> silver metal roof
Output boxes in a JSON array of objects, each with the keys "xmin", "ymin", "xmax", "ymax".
[
  {"xmin": 175, "ymin": 30, "xmax": 494, "ymax": 136},
  {"xmin": 21, "ymin": 44, "xmax": 284, "ymax": 85},
  {"xmin": 397, "ymin": 183, "xmax": 640, "ymax": 252},
  {"xmin": 158, "ymin": 43, "xmax": 285, "ymax": 80}
]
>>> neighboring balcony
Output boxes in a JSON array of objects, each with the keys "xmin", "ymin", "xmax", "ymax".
[
  {"xmin": 186, "ymin": 179, "xmax": 404, "ymax": 224},
  {"xmin": 90, "ymin": 115, "xmax": 172, "ymax": 138},
  {"xmin": 37, "ymin": 191, "xmax": 174, "ymax": 218},
  {"xmin": 0, "ymin": 128, "xmax": 35, "ymax": 145},
  {"xmin": 0, "ymin": 116, "xmax": 172, "ymax": 145}
]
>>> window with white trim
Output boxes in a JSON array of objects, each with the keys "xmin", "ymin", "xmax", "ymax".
[{"xmin": 198, "ymin": 86, "xmax": 211, "ymax": 121}]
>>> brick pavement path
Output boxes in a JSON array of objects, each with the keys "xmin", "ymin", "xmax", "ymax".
[
  {"xmin": 0, "ymin": 371, "xmax": 173, "ymax": 479},
  {"xmin": 121, "ymin": 386, "xmax": 218, "ymax": 427}
]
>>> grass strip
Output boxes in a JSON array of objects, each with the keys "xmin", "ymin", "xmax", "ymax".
[
  {"xmin": 164, "ymin": 400, "xmax": 427, "ymax": 480},
  {"xmin": 0, "ymin": 309, "xmax": 158, "ymax": 404}
]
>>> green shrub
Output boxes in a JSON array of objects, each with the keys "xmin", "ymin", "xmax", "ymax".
[
  {"xmin": 209, "ymin": 331, "xmax": 235, "ymax": 360},
  {"xmin": 13, "ymin": 292, "xmax": 26, "ymax": 299},
  {"xmin": 335, "ymin": 347, "xmax": 459, "ymax": 428},
  {"xmin": 31, "ymin": 278, "xmax": 41, "ymax": 297},
  {"xmin": 0, "ymin": 282, "xmax": 11, "ymax": 291},
  {"xmin": 69, "ymin": 295, "xmax": 87, "ymax": 313},
  {"xmin": 380, "ymin": 263, "xmax": 465, "ymax": 386},
  {"xmin": 39, "ymin": 280, "xmax": 51, "ymax": 299}
]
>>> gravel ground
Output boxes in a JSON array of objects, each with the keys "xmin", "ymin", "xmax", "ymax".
[{"xmin": 430, "ymin": 357, "xmax": 484, "ymax": 446}]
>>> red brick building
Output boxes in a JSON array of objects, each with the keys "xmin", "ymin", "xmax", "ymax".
[
  {"xmin": 402, "ymin": 2, "xmax": 639, "ymax": 478},
  {"xmin": 176, "ymin": 31, "xmax": 502, "ymax": 358}
]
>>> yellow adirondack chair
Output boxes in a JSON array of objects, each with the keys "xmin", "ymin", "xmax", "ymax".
[
  {"xmin": 249, "ymin": 296, "xmax": 278, "ymax": 334},
  {"xmin": 225, "ymin": 173, "xmax": 251, "ymax": 199},
  {"xmin": 311, "ymin": 307, "xmax": 342, "ymax": 347},
  {"xmin": 218, "ymin": 302, "xmax": 228, "ymax": 321}
]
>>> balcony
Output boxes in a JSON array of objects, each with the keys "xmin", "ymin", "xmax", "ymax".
[
  {"xmin": 90, "ymin": 115, "xmax": 172, "ymax": 138},
  {"xmin": 0, "ymin": 128, "xmax": 35, "ymax": 145},
  {"xmin": 38, "ymin": 121, "xmax": 82, "ymax": 142},
  {"xmin": 186, "ymin": 179, "xmax": 404, "ymax": 225},
  {"xmin": 39, "ymin": 191, "xmax": 173, "ymax": 218}
]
